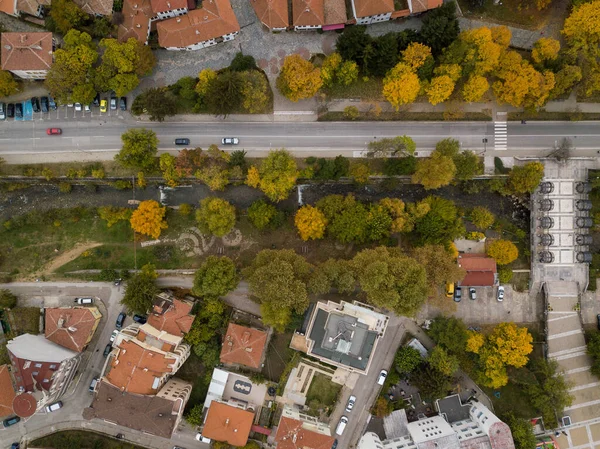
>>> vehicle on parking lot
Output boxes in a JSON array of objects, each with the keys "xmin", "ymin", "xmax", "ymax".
[
  {"xmin": 48, "ymin": 96, "xmax": 57, "ymax": 110},
  {"xmin": 15, "ymin": 103, "xmax": 22, "ymax": 118},
  {"xmin": 454, "ymin": 287, "xmax": 462, "ymax": 302},
  {"xmin": 40, "ymin": 96, "xmax": 49, "ymax": 113},
  {"xmin": 133, "ymin": 314, "xmax": 147, "ymax": 324},
  {"xmin": 100, "ymin": 100, "xmax": 107, "ymax": 113},
  {"xmin": 3, "ymin": 416, "xmax": 20, "ymax": 428},
  {"xmin": 221, "ymin": 137, "xmax": 239, "ymax": 145},
  {"xmin": 84, "ymin": 104, "xmax": 91, "ymax": 112},
  {"xmin": 469, "ymin": 287, "xmax": 476, "ymax": 300},
  {"xmin": 335, "ymin": 416, "xmax": 348, "ymax": 436},
  {"xmin": 93, "ymin": 93, "xmax": 100, "ymax": 107},
  {"xmin": 114, "ymin": 278, "xmax": 122, "ymax": 286},
  {"xmin": 345, "ymin": 395, "xmax": 356, "ymax": 412},
  {"xmin": 377, "ymin": 369, "xmax": 387, "ymax": 386},
  {"xmin": 497, "ymin": 286, "xmax": 505, "ymax": 302},
  {"xmin": 116, "ymin": 312, "xmax": 126, "ymax": 329},
  {"xmin": 110, "ymin": 95, "xmax": 117, "ymax": 110},
  {"xmin": 119, "ymin": 97, "xmax": 127, "ymax": 111},
  {"xmin": 46, "ymin": 128, "xmax": 62, "ymax": 135},
  {"xmin": 75, "ymin": 103, "xmax": 82, "ymax": 111},
  {"xmin": 45, "ymin": 401, "xmax": 63, "ymax": 413},
  {"xmin": 0, "ymin": 103, "xmax": 5, "ymax": 120},
  {"xmin": 331, "ymin": 440, "xmax": 338, "ymax": 449},
  {"xmin": 103, "ymin": 343, "xmax": 112, "ymax": 357},
  {"xmin": 445, "ymin": 283, "xmax": 454, "ymax": 298},
  {"xmin": 75, "ymin": 297, "xmax": 93, "ymax": 304},
  {"xmin": 110, "ymin": 330, "xmax": 119, "ymax": 342},
  {"xmin": 67, "ymin": 103, "xmax": 74, "ymax": 107},
  {"xmin": 174, "ymin": 138, "xmax": 190, "ymax": 145},
  {"xmin": 195, "ymin": 433, "xmax": 211, "ymax": 443},
  {"xmin": 7, "ymin": 103, "xmax": 14, "ymax": 118},
  {"xmin": 31, "ymin": 97, "xmax": 40, "ymax": 112},
  {"xmin": 89, "ymin": 377, "xmax": 99, "ymax": 392},
  {"xmin": 10, "ymin": 443, "xmax": 19, "ymax": 449}
]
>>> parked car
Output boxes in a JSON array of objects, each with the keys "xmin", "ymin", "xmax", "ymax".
[
  {"xmin": 110, "ymin": 330, "xmax": 119, "ymax": 342},
  {"xmin": 7, "ymin": 103, "xmax": 14, "ymax": 118},
  {"xmin": 469, "ymin": 287, "xmax": 476, "ymax": 300},
  {"xmin": 45, "ymin": 401, "xmax": 63, "ymax": 413},
  {"xmin": 74, "ymin": 103, "xmax": 82, "ymax": 111},
  {"xmin": 221, "ymin": 137, "xmax": 239, "ymax": 145},
  {"xmin": 89, "ymin": 377, "xmax": 99, "ymax": 392},
  {"xmin": 497, "ymin": 286, "xmax": 505, "ymax": 302},
  {"xmin": 46, "ymin": 128, "xmax": 62, "ymax": 135},
  {"xmin": 15, "ymin": 103, "xmax": 22, "ymax": 118},
  {"xmin": 335, "ymin": 416, "xmax": 348, "ymax": 436},
  {"xmin": 0, "ymin": 103, "xmax": 5, "ymax": 120},
  {"xmin": 377, "ymin": 369, "xmax": 387, "ymax": 386},
  {"xmin": 40, "ymin": 96, "xmax": 49, "ymax": 113},
  {"xmin": 116, "ymin": 434, "xmax": 124, "ymax": 440},
  {"xmin": 174, "ymin": 138, "xmax": 190, "ymax": 145},
  {"xmin": 103, "ymin": 343, "xmax": 112, "ymax": 357},
  {"xmin": 84, "ymin": 104, "xmax": 91, "ymax": 112},
  {"xmin": 113, "ymin": 278, "xmax": 122, "ymax": 286},
  {"xmin": 93, "ymin": 93, "xmax": 100, "ymax": 107},
  {"xmin": 119, "ymin": 97, "xmax": 127, "ymax": 111},
  {"xmin": 195, "ymin": 434, "xmax": 211, "ymax": 443},
  {"xmin": 116, "ymin": 312, "xmax": 126, "ymax": 329},
  {"xmin": 3, "ymin": 416, "xmax": 20, "ymax": 428},
  {"xmin": 31, "ymin": 97, "xmax": 40, "ymax": 112},
  {"xmin": 331, "ymin": 440, "xmax": 338, "ymax": 449},
  {"xmin": 345, "ymin": 395, "xmax": 356, "ymax": 412},
  {"xmin": 110, "ymin": 94, "xmax": 117, "ymax": 110},
  {"xmin": 10, "ymin": 443, "xmax": 19, "ymax": 449},
  {"xmin": 48, "ymin": 96, "xmax": 57, "ymax": 110},
  {"xmin": 75, "ymin": 297, "xmax": 93, "ymax": 304},
  {"xmin": 454, "ymin": 287, "xmax": 462, "ymax": 302},
  {"xmin": 100, "ymin": 100, "xmax": 107, "ymax": 113},
  {"xmin": 133, "ymin": 314, "xmax": 147, "ymax": 324},
  {"xmin": 445, "ymin": 283, "xmax": 454, "ymax": 298}
]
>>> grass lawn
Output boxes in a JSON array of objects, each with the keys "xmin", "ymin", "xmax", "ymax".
[
  {"xmin": 31, "ymin": 430, "xmax": 148, "ymax": 449},
  {"xmin": 306, "ymin": 373, "xmax": 342, "ymax": 415},
  {"xmin": 263, "ymin": 331, "xmax": 295, "ymax": 382},
  {"xmin": 8, "ymin": 307, "xmax": 40, "ymax": 334},
  {"xmin": 456, "ymin": 0, "xmax": 553, "ymax": 29},
  {"xmin": 177, "ymin": 352, "xmax": 211, "ymax": 413},
  {"xmin": 482, "ymin": 381, "xmax": 537, "ymax": 419},
  {"xmin": 324, "ymin": 78, "xmax": 384, "ymax": 100}
]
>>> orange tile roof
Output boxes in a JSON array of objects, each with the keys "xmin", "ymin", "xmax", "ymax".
[
  {"xmin": 220, "ymin": 323, "xmax": 267, "ymax": 369},
  {"xmin": 1, "ymin": 32, "xmax": 53, "ymax": 72},
  {"xmin": 105, "ymin": 339, "xmax": 175, "ymax": 395},
  {"xmin": 74, "ymin": 0, "xmax": 114, "ymax": 15},
  {"xmin": 156, "ymin": 0, "xmax": 240, "ymax": 49},
  {"xmin": 293, "ymin": 0, "xmax": 323, "ymax": 27},
  {"xmin": 458, "ymin": 253, "xmax": 497, "ymax": 287},
  {"xmin": 202, "ymin": 402, "xmax": 254, "ymax": 446},
  {"xmin": 15, "ymin": 0, "xmax": 49, "ymax": 15},
  {"xmin": 0, "ymin": 365, "xmax": 16, "ymax": 419},
  {"xmin": 410, "ymin": 0, "xmax": 441, "ymax": 13},
  {"xmin": 275, "ymin": 417, "xmax": 336, "ymax": 449},
  {"xmin": 118, "ymin": 0, "xmax": 153, "ymax": 43},
  {"xmin": 151, "ymin": 0, "xmax": 186, "ymax": 13},
  {"xmin": 323, "ymin": 0, "xmax": 346, "ymax": 25},
  {"xmin": 249, "ymin": 0, "xmax": 289, "ymax": 29},
  {"xmin": 147, "ymin": 298, "xmax": 195, "ymax": 337},
  {"xmin": 45, "ymin": 307, "xmax": 100, "ymax": 353},
  {"xmin": 352, "ymin": 0, "xmax": 393, "ymax": 18},
  {"xmin": 0, "ymin": 0, "xmax": 16, "ymax": 15}
]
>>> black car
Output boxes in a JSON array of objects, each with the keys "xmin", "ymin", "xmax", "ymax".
[
  {"xmin": 10, "ymin": 443, "xmax": 19, "ymax": 449},
  {"xmin": 15, "ymin": 103, "xmax": 22, "ymax": 118},
  {"xmin": 7, "ymin": 103, "xmax": 14, "ymax": 118},
  {"xmin": 454, "ymin": 287, "xmax": 462, "ymax": 302},
  {"xmin": 119, "ymin": 97, "xmax": 127, "ymax": 111},
  {"xmin": 133, "ymin": 314, "xmax": 147, "ymax": 324},
  {"xmin": 93, "ymin": 93, "xmax": 100, "ymax": 107},
  {"xmin": 116, "ymin": 434, "xmax": 124, "ymax": 440},
  {"xmin": 31, "ymin": 97, "xmax": 40, "ymax": 113},
  {"xmin": 174, "ymin": 138, "xmax": 190, "ymax": 145},
  {"xmin": 331, "ymin": 440, "xmax": 338, "ymax": 449},
  {"xmin": 116, "ymin": 312, "xmax": 126, "ymax": 329},
  {"xmin": 48, "ymin": 96, "xmax": 57, "ymax": 110},
  {"xmin": 3, "ymin": 416, "xmax": 20, "ymax": 427},
  {"xmin": 103, "ymin": 343, "xmax": 112, "ymax": 357},
  {"xmin": 40, "ymin": 96, "xmax": 49, "ymax": 113}
]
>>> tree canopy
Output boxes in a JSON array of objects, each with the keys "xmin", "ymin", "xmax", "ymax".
[
  {"xmin": 120, "ymin": 264, "xmax": 158, "ymax": 315},
  {"xmin": 192, "ymin": 256, "xmax": 239, "ymax": 298},
  {"xmin": 487, "ymin": 239, "xmax": 519, "ymax": 265},
  {"xmin": 395, "ymin": 346, "xmax": 423, "ymax": 374},
  {"xmin": 509, "ymin": 162, "xmax": 545, "ymax": 194},
  {"xmin": 412, "ymin": 152, "xmax": 456, "ymax": 190},
  {"xmin": 130, "ymin": 200, "xmax": 168, "ymax": 239},
  {"xmin": 196, "ymin": 197, "xmax": 236, "ymax": 237},
  {"xmin": 246, "ymin": 150, "xmax": 299, "ymax": 202},
  {"xmin": 115, "ymin": 128, "xmax": 158, "ymax": 171},
  {"xmin": 276, "ymin": 54, "xmax": 323, "ymax": 102},
  {"xmin": 0, "ymin": 289, "xmax": 17, "ymax": 309}
]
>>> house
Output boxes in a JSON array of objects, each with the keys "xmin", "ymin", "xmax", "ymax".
[
  {"xmin": 248, "ymin": 0, "xmax": 288, "ymax": 31},
  {"xmin": 408, "ymin": 0, "xmax": 442, "ymax": 14},
  {"xmin": 156, "ymin": 0, "xmax": 240, "ymax": 51},
  {"xmin": 350, "ymin": 0, "xmax": 393, "ymax": 24},
  {"xmin": 45, "ymin": 306, "xmax": 102, "ymax": 353},
  {"xmin": 85, "ymin": 379, "xmax": 192, "ymax": 438},
  {"xmin": 1, "ymin": 32, "xmax": 53, "ymax": 80},
  {"xmin": 457, "ymin": 253, "xmax": 498, "ymax": 287},
  {"xmin": 73, "ymin": 0, "xmax": 114, "ymax": 15},
  {"xmin": 203, "ymin": 368, "xmax": 269, "ymax": 412},
  {"xmin": 220, "ymin": 323, "xmax": 267, "ymax": 370},
  {"xmin": 150, "ymin": 0, "xmax": 188, "ymax": 19},
  {"xmin": 322, "ymin": 0, "xmax": 346, "ymax": 30},
  {"xmin": 292, "ymin": 0, "xmax": 323, "ymax": 30},
  {"xmin": 147, "ymin": 293, "xmax": 195, "ymax": 337},
  {"xmin": 118, "ymin": 0, "xmax": 154, "ymax": 44},
  {"xmin": 201, "ymin": 401, "xmax": 255, "ymax": 446},
  {"xmin": 274, "ymin": 409, "xmax": 335, "ymax": 449},
  {"xmin": 0, "ymin": 0, "xmax": 49, "ymax": 18}
]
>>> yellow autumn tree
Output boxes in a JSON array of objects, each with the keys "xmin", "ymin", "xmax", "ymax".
[
  {"xmin": 462, "ymin": 75, "xmax": 489, "ymax": 102},
  {"xmin": 130, "ymin": 199, "xmax": 168, "ymax": 239},
  {"xmin": 460, "ymin": 27, "xmax": 502, "ymax": 75},
  {"xmin": 562, "ymin": 1, "xmax": 600, "ymax": 60},
  {"xmin": 379, "ymin": 198, "xmax": 412, "ymax": 232},
  {"xmin": 426, "ymin": 75, "xmax": 455, "ymax": 105},
  {"xmin": 276, "ymin": 54, "xmax": 323, "ymax": 102},
  {"xmin": 491, "ymin": 25, "xmax": 512, "ymax": 48},
  {"xmin": 412, "ymin": 152, "xmax": 457, "ymax": 190},
  {"xmin": 402, "ymin": 42, "xmax": 433, "ymax": 70},
  {"xmin": 434, "ymin": 64, "xmax": 462, "ymax": 82},
  {"xmin": 196, "ymin": 68, "xmax": 217, "ymax": 96},
  {"xmin": 295, "ymin": 205, "xmax": 328, "ymax": 241},
  {"xmin": 466, "ymin": 331, "xmax": 485, "ymax": 353},
  {"xmin": 383, "ymin": 63, "xmax": 420, "ymax": 110},
  {"xmin": 245, "ymin": 150, "xmax": 299, "ymax": 202},
  {"xmin": 532, "ymin": 37, "xmax": 560, "ymax": 64},
  {"xmin": 487, "ymin": 239, "xmax": 519, "ymax": 265},
  {"xmin": 321, "ymin": 52, "xmax": 342, "ymax": 87}
]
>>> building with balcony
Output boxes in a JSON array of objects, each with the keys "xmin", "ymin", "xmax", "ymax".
[
  {"xmin": 1, "ymin": 32, "xmax": 53, "ymax": 79},
  {"xmin": 45, "ymin": 306, "xmax": 102, "ymax": 353}
]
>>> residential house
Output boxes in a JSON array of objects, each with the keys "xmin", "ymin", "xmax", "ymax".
[
  {"xmin": 248, "ymin": 0, "xmax": 288, "ymax": 31},
  {"xmin": 118, "ymin": 0, "xmax": 154, "ymax": 44},
  {"xmin": 147, "ymin": 293, "xmax": 195, "ymax": 337},
  {"xmin": 292, "ymin": 0, "xmax": 323, "ymax": 30},
  {"xmin": 407, "ymin": 0, "xmax": 442, "ymax": 15},
  {"xmin": 350, "ymin": 0, "xmax": 393, "ymax": 24},
  {"xmin": 150, "ymin": 0, "xmax": 188, "ymax": 20},
  {"xmin": 73, "ymin": 0, "xmax": 114, "ymax": 15},
  {"xmin": 274, "ymin": 408, "xmax": 335, "ymax": 449},
  {"xmin": 322, "ymin": 0, "xmax": 346, "ymax": 30},
  {"xmin": 0, "ymin": 0, "xmax": 49, "ymax": 18},
  {"xmin": 202, "ymin": 401, "xmax": 255, "ymax": 446},
  {"xmin": 1, "ymin": 32, "xmax": 53, "ymax": 80},
  {"xmin": 7, "ymin": 334, "xmax": 81, "ymax": 408},
  {"xmin": 457, "ymin": 253, "xmax": 498, "ymax": 287},
  {"xmin": 45, "ymin": 306, "xmax": 102, "ymax": 353},
  {"xmin": 220, "ymin": 323, "xmax": 267, "ymax": 370}
]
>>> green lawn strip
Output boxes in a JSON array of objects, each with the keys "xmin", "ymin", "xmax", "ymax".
[
  {"xmin": 456, "ymin": 0, "xmax": 550, "ymax": 29},
  {"xmin": 319, "ymin": 111, "xmax": 492, "ymax": 121},
  {"xmin": 262, "ymin": 332, "xmax": 295, "ymax": 383},
  {"xmin": 305, "ymin": 373, "xmax": 342, "ymax": 415},
  {"xmin": 508, "ymin": 111, "xmax": 600, "ymax": 121},
  {"xmin": 323, "ymin": 78, "xmax": 384, "ymax": 100},
  {"xmin": 0, "ymin": 161, "xmax": 139, "ymax": 178},
  {"xmin": 31, "ymin": 430, "xmax": 148, "ymax": 449}
]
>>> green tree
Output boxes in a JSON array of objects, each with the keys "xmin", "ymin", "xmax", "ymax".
[
  {"xmin": 366, "ymin": 204, "xmax": 393, "ymax": 241},
  {"xmin": 205, "ymin": 70, "xmax": 244, "ymax": 116},
  {"xmin": 196, "ymin": 197, "xmax": 236, "ymax": 237},
  {"xmin": 247, "ymin": 199, "xmax": 279, "ymax": 230},
  {"xmin": 420, "ymin": 2, "xmax": 460, "ymax": 55},
  {"xmin": 229, "ymin": 52, "xmax": 257, "ymax": 72},
  {"xmin": 317, "ymin": 259, "xmax": 357, "ymax": 294},
  {"xmin": 470, "ymin": 206, "xmax": 495, "ymax": 229},
  {"xmin": 192, "ymin": 256, "xmax": 239, "ymax": 298},
  {"xmin": 120, "ymin": 264, "xmax": 158, "ymax": 315},
  {"xmin": 414, "ymin": 196, "xmax": 465, "ymax": 246},
  {"xmin": 160, "ymin": 153, "xmax": 180, "ymax": 187},
  {"xmin": 434, "ymin": 138, "xmax": 460, "ymax": 157},
  {"xmin": 245, "ymin": 149, "xmax": 298, "ymax": 202},
  {"xmin": 316, "ymin": 194, "xmax": 369, "ymax": 244},
  {"xmin": 367, "ymin": 33, "xmax": 399, "ymax": 77},
  {"xmin": 412, "ymin": 152, "xmax": 456, "ymax": 190},
  {"xmin": 131, "ymin": 88, "xmax": 178, "ymax": 122},
  {"xmin": 349, "ymin": 162, "xmax": 370, "ymax": 185},
  {"xmin": 50, "ymin": 0, "xmax": 87, "ymax": 35},
  {"xmin": 336, "ymin": 26, "xmax": 373, "ymax": 67},
  {"xmin": 503, "ymin": 413, "xmax": 537, "ymax": 449},
  {"xmin": 368, "ymin": 136, "xmax": 416, "ymax": 157},
  {"xmin": 588, "ymin": 331, "xmax": 600, "ymax": 377},
  {"xmin": 240, "ymin": 70, "xmax": 270, "ymax": 114},
  {"xmin": 454, "ymin": 151, "xmax": 483, "ymax": 181},
  {"xmin": 0, "ymin": 289, "xmax": 17, "ymax": 309},
  {"xmin": 115, "ymin": 128, "xmax": 158, "ymax": 171},
  {"xmin": 0, "ymin": 71, "xmax": 19, "ymax": 97},
  {"xmin": 428, "ymin": 346, "xmax": 459, "ymax": 376},
  {"xmin": 411, "ymin": 364, "xmax": 452, "ymax": 400},
  {"xmin": 429, "ymin": 316, "xmax": 469, "ymax": 354},
  {"xmin": 395, "ymin": 346, "xmax": 423, "ymax": 374},
  {"xmin": 509, "ymin": 162, "xmax": 545, "ymax": 194},
  {"xmin": 411, "ymin": 245, "xmax": 465, "ymax": 298},
  {"xmin": 185, "ymin": 404, "xmax": 204, "ymax": 426}
]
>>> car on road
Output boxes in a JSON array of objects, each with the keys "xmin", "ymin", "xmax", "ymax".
[
  {"xmin": 89, "ymin": 377, "xmax": 99, "ymax": 392},
  {"xmin": 75, "ymin": 297, "xmax": 93, "ymax": 304},
  {"xmin": 40, "ymin": 96, "xmax": 49, "ymax": 113},
  {"xmin": 15, "ymin": 103, "xmax": 22, "ymax": 118},
  {"xmin": 46, "ymin": 128, "xmax": 62, "ymax": 135},
  {"xmin": 31, "ymin": 97, "xmax": 40, "ymax": 113},
  {"xmin": 110, "ymin": 94, "xmax": 117, "ymax": 110},
  {"xmin": 48, "ymin": 96, "xmax": 57, "ymax": 110},
  {"xmin": 133, "ymin": 314, "xmax": 147, "ymax": 324},
  {"xmin": 345, "ymin": 395, "xmax": 356, "ymax": 412},
  {"xmin": 45, "ymin": 401, "xmax": 63, "ymax": 413},
  {"xmin": 100, "ymin": 100, "xmax": 107, "ymax": 113},
  {"xmin": 110, "ymin": 330, "xmax": 119, "ymax": 342},
  {"xmin": 497, "ymin": 286, "xmax": 505, "ymax": 302},
  {"xmin": 196, "ymin": 433, "xmax": 211, "ymax": 443},
  {"xmin": 3, "ymin": 416, "xmax": 20, "ymax": 428},
  {"xmin": 75, "ymin": 103, "xmax": 82, "ymax": 112},
  {"xmin": 331, "ymin": 440, "xmax": 338, "ymax": 449},
  {"xmin": 0, "ymin": 103, "xmax": 5, "ymax": 120},
  {"xmin": 116, "ymin": 312, "xmax": 126, "ymax": 329},
  {"xmin": 7, "ymin": 103, "xmax": 14, "ymax": 118},
  {"xmin": 116, "ymin": 434, "xmax": 124, "ymax": 440},
  {"xmin": 454, "ymin": 287, "xmax": 462, "ymax": 302},
  {"xmin": 469, "ymin": 287, "xmax": 476, "ymax": 300},
  {"xmin": 103, "ymin": 343, "xmax": 112, "ymax": 357},
  {"xmin": 221, "ymin": 137, "xmax": 239, "ymax": 145},
  {"xmin": 119, "ymin": 97, "xmax": 127, "ymax": 111},
  {"xmin": 174, "ymin": 138, "xmax": 190, "ymax": 145},
  {"xmin": 377, "ymin": 369, "xmax": 387, "ymax": 386},
  {"xmin": 335, "ymin": 416, "xmax": 348, "ymax": 436}
]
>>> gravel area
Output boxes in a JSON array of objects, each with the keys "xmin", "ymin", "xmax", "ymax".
[{"xmin": 0, "ymin": 13, "xmax": 45, "ymax": 33}]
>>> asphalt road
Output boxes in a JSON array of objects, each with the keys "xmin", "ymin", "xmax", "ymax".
[{"xmin": 0, "ymin": 119, "xmax": 599, "ymax": 161}]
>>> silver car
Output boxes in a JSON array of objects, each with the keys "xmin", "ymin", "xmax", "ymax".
[
  {"xmin": 497, "ymin": 286, "xmax": 505, "ymax": 302},
  {"xmin": 222, "ymin": 137, "xmax": 239, "ymax": 145}
]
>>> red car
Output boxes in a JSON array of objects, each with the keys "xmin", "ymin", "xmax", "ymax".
[{"xmin": 46, "ymin": 128, "xmax": 62, "ymax": 135}]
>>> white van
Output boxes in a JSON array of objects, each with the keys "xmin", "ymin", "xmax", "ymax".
[
  {"xmin": 76, "ymin": 298, "xmax": 94, "ymax": 305},
  {"xmin": 335, "ymin": 416, "xmax": 348, "ymax": 436},
  {"xmin": 89, "ymin": 377, "xmax": 99, "ymax": 393}
]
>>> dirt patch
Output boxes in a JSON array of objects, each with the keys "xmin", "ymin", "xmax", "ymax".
[{"xmin": 39, "ymin": 242, "xmax": 102, "ymax": 276}]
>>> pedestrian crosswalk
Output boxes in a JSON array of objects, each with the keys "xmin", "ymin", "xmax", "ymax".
[{"xmin": 494, "ymin": 114, "xmax": 507, "ymax": 150}]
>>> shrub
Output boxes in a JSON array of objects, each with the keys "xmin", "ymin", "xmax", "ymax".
[
  {"xmin": 179, "ymin": 203, "xmax": 192, "ymax": 216},
  {"xmin": 91, "ymin": 168, "xmax": 105, "ymax": 179},
  {"xmin": 498, "ymin": 266, "xmax": 513, "ymax": 283},
  {"xmin": 41, "ymin": 167, "xmax": 54, "ymax": 180},
  {"xmin": 113, "ymin": 180, "xmax": 133, "ymax": 190},
  {"xmin": 247, "ymin": 199, "xmax": 278, "ymax": 230},
  {"xmin": 58, "ymin": 182, "xmax": 72, "ymax": 193},
  {"xmin": 465, "ymin": 231, "xmax": 485, "ymax": 241},
  {"xmin": 343, "ymin": 105, "xmax": 360, "ymax": 120}
]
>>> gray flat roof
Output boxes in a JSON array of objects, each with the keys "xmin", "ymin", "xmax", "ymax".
[{"xmin": 436, "ymin": 395, "xmax": 470, "ymax": 424}]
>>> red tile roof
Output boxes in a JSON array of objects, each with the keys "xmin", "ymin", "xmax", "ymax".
[
  {"xmin": 0, "ymin": 365, "xmax": 16, "ymax": 418},
  {"xmin": 74, "ymin": 0, "xmax": 114, "ymax": 15},
  {"xmin": 45, "ymin": 307, "xmax": 100, "ymax": 353},
  {"xmin": 105, "ymin": 339, "xmax": 175, "ymax": 395},
  {"xmin": 16, "ymin": 0, "xmax": 49, "ymax": 16},
  {"xmin": 410, "ymin": 0, "xmax": 442, "ymax": 13},
  {"xmin": 151, "ymin": 0, "xmax": 186, "ymax": 13},
  {"xmin": 220, "ymin": 323, "xmax": 267, "ymax": 369},
  {"xmin": 352, "ymin": 0, "xmax": 393, "ymax": 18},
  {"xmin": 0, "ymin": 0, "xmax": 16, "ymax": 15},
  {"xmin": 12, "ymin": 392, "xmax": 36, "ymax": 418},
  {"xmin": 1, "ymin": 32, "xmax": 53, "ymax": 72},
  {"xmin": 118, "ymin": 0, "xmax": 153, "ymax": 43},
  {"xmin": 249, "ymin": 0, "xmax": 289, "ymax": 29},
  {"xmin": 202, "ymin": 402, "xmax": 254, "ymax": 447},
  {"xmin": 275, "ymin": 417, "xmax": 336, "ymax": 449},
  {"xmin": 156, "ymin": 0, "xmax": 240, "ymax": 49},
  {"xmin": 458, "ymin": 254, "xmax": 497, "ymax": 287},
  {"xmin": 147, "ymin": 298, "xmax": 195, "ymax": 337},
  {"xmin": 323, "ymin": 0, "xmax": 346, "ymax": 25},
  {"xmin": 293, "ymin": 0, "xmax": 323, "ymax": 27}
]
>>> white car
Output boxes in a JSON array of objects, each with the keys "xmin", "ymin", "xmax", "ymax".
[
  {"xmin": 377, "ymin": 369, "xmax": 388, "ymax": 386},
  {"xmin": 345, "ymin": 395, "xmax": 356, "ymax": 412},
  {"xmin": 45, "ymin": 401, "xmax": 63, "ymax": 413},
  {"xmin": 110, "ymin": 330, "xmax": 119, "ymax": 342},
  {"xmin": 497, "ymin": 286, "xmax": 505, "ymax": 302},
  {"xmin": 84, "ymin": 104, "xmax": 91, "ymax": 112},
  {"xmin": 196, "ymin": 433, "xmax": 211, "ymax": 443},
  {"xmin": 221, "ymin": 137, "xmax": 239, "ymax": 145},
  {"xmin": 74, "ymin": 103, "xmax": 82, "ymax": 111}
]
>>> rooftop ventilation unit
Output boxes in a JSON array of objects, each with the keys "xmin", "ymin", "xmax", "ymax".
[
  {"xmin": 576, "ymin": 217, "xmax": 594, "ymax": 228},
  {"xmin": 576, "ymin": 200, "xmax": 593, "ymax": 211},
  {"xmin": 577, "ymin": 252, "xmax": 593, "ymax": 263},
  {"xmin": 576, "ymin": 182, "xmax": 592, "ymax": 194},
  {"xmin": 539, "ymin": 251, "xmax": 554, "ymax": 263},
  {"xmin": 539, "ymin": 234, "xmax": 554, "ymax": 246},
  {"xmin": 540, "ymin": 216, "xmax": 554, "ymax": 229},
  {"xmin": 540, "ymin": 182, "xmax": 554, "ymax": 194},
  {"xmin": 539, "ymin": 199, "xmax": 554, "ymax": 211},
  {"xmin": 576, "ymin": 234, "xmax": 593, "ymax": 245}
]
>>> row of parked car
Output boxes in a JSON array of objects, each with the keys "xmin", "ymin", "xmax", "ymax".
[
  {"xmin": 0, "ymin": 94, "xmax": 127, "ymax": 120},
  {"xmin": 446, "ymin": 284, "xmax": 505, "ymax": 302}
]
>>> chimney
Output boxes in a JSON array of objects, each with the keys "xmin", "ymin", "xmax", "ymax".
[
  {"xmin": 67, "ymin": 326, "xmax": 77, "ymax": 333},
  {"xmin": 176, "ymin": 17, "xmax": 181, "ymax": 21},
  {"xmin": 225, "ymin": 418, "xmax": 230, "ymax": 425},
  {"xmin": 136, "ymin": 24, "xmax": 141, "ymax": 27},
  {"xmin": 57, "ymin": 317, "xmax": 65, "ymax": 328}
]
